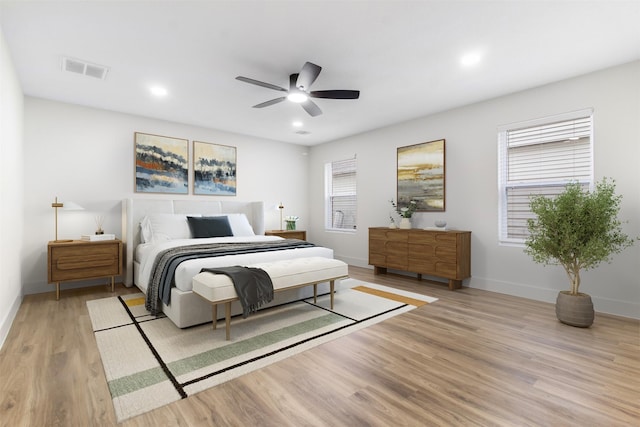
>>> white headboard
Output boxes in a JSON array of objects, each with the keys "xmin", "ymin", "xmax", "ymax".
[{"xmin": 121, "ymin": 198, "xmax": 265, "ymax": 286}]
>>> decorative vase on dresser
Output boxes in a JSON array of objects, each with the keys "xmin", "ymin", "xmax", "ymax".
[
  {"xmin": 398, "ymin": 218, "xmax": 411, "ymax": 229},
  {"xmin": 368, "ymin": 227, "xmax": 471, "ymax": 290}
]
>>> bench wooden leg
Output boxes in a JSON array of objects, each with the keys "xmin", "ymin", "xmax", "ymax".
[
  {"xmin": 225, "ymin": 302, "xmax": 231, "ymax": 341},
  {"xmin": 313, "ymin": 283, "xmax": 317, "ymax": 304},
  {"xmin": 330, "ymin": 280, "xmax": 335, "ymax": 309},
  {"xmin": 212, "ymin": 304, "xmax": 217, "ymax": 330}
]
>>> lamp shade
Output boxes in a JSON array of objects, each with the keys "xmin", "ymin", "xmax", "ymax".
[
  {"xmin": 51, "ymin": 197, "xmax": 84, "ymax": 242},
  {"xmin": 62, "ymin": 201, "xmax": 84, "ymax": 211}
]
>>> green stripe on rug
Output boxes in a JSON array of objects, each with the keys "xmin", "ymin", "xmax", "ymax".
[
  {"xmin": 109, "ymin": 366, "xmax": 169, "ymax": 398},
  {"xmin": 108, "ymin": 312, "xmax": 345, "ymax": 397},
  {"xmin": 169, "ymin": 312, "xmax": 345, "ymax": 377}
]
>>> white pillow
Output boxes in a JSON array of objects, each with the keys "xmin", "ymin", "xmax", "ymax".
[
  {"xmin": 139, "ymin": 213, "xmax": 202, "ymax": 242},
  {"xmin": 226, "ymin": 213, "xmax": 256, "ymax": 237}
]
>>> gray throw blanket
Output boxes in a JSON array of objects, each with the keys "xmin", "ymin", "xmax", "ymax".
[
  {"xmin": 200, "ymin": 266, "xmax": 274, "ymax": 318},
  {"xmin": 144, "ymin": 239, "xmax": 315, "ymax": 315}
]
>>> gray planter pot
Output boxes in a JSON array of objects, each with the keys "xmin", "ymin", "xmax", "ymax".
[{"xmin": 555, "ymin": 291, "xmax": 594, "ymax": 328}]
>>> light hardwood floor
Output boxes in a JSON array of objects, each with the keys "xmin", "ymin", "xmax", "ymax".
[{"xmin": 1, "ymin": 267, "xmax": 638, "ymax": 426}]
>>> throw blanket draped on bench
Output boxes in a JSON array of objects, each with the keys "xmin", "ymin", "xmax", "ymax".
[
  {"xmin": 145, "ymin": 239, "xmax": 315, "ymax": 315},
  {"xmin": 200, "ymin": 266, "xmax": 274, "ymax": 318}
]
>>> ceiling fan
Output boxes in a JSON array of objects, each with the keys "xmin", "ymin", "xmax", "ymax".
[{"xmin": 235, "ymin": 62, "xmax": 360, "ymax": 117}]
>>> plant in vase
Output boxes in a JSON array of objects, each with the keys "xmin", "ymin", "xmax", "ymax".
[
  {"xmin": 524, "ymin": 178, "xmax": 634, "ymax": 327},
  {"xmin": 284, "ymin": 215, "xmax": 299, "ymax": 231},
  {"xmin": 390, "ymin": 198, "xmax": 418, "ymax": 229}
]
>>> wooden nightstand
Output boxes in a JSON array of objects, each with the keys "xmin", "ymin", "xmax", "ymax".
[
  {"xmin": 47, "ymin": 239, "xmax": 123, "ymax": 300},
  {"xmin": 265, "ymin": 230, "xmax": 307, "ymax": 241}
]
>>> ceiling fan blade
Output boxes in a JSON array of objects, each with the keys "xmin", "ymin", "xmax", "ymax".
[
  {"xmin": 253, "ymin": 97, "xmax": 286, "ymax": 108},
  {"xmin": 236, "ymin": 76, "xmax": 288, "ymax": 92},
  {"xmin": 301, "ymin": 99, "xmax": 322, "ymax": 117},
  {"xmin": 310, "ymin": 90, "xmax": 360, "ymax": 99},
  {"xmin": 296, "ymin": 62, "xmax": 322, "ymax": 90}
]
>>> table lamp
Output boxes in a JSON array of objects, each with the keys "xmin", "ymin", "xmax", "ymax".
[{"xmin": 51, "ymin": 196, "xmax": 84, "ymax": 242}]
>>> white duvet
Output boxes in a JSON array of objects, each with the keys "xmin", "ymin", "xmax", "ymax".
[{"xmin": 135, "ymin": 236, "xmax": 334, "ymax": 292}]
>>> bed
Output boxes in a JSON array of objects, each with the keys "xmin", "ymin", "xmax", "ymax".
[{"xmin": 121, "ymin": 198, "xmax": 335, "ymax": 328}]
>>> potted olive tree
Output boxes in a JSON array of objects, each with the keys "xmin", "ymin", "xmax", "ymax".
[{"xmin": 524, "ymin": 178, "xmax": 634, "ymax": 327}]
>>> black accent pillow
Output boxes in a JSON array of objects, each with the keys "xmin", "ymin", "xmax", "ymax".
[{"xmin": 187, "ymin": 216, "xmax": 233, "ymax": 238}]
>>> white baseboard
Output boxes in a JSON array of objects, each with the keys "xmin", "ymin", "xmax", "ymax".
[
  {"xmin": 468, "ymin": 276, "xmax": 639, "ymax": 320},
  {"xmin": 0, "ymin": 293, "xmax": 22, "ymax": 350}
]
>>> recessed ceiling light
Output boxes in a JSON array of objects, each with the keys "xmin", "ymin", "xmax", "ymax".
[
  {"xmin": 460, "ymin": 51, "xmax": 482, "ymax": 67},
  {"xmin": 150, "ymin": 86, "xmax": 168, "ymax": 97},
  {"xmin": 292, "ymin": 121, "xmax": 303, "ymax": 127}
]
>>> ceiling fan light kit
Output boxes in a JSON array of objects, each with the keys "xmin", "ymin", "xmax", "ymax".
[
  {"xmin": 286, "ymin": 91, "xmax": 308, "ymax": 103},
  {"xmin": 236, "ymin": 61, "xmax": 359, "ymax": 117}
]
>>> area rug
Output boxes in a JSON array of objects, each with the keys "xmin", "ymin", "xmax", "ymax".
[{"xmin": 86, "ymin": 278, "xmax": 437, "ymax": 422}]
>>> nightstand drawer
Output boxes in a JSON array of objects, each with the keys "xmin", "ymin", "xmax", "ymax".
[
  {"xmin": 48, "ymin": 240, "xmax": 122, "ymax": 283},
  {"xmin": 51, "ymin": 252, "xmax": 119, "ymax": 281}
]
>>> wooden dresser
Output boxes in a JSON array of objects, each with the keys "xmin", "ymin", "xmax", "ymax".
[{"xmin": 369, "ymin": 227, "xmax": 471, "ymax": 290}]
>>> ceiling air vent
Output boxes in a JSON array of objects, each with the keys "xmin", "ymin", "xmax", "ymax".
[
  {"xmin": 62, "ymin": 57, "xmax": 109, "ymax": 80},
  {"xmin": 295, "ymin": 130, "xmax": 311, "ymax": 135}
]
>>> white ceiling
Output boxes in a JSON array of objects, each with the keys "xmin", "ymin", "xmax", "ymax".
[{"xmin": 1, "ymin": 1, "xmax": 639, "ymax": 146}]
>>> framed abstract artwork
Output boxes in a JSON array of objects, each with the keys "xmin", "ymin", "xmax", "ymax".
[
  {"xmin": 397, "ymin": 139, "xmax": 445, "ymax": 211},
  {"xmin": 134, "ymin": 132, "xmax": 188, "ymax": 194},
  {"xmin": 193, "ymin": 141, "xmax": 237, "ymax": 195}
]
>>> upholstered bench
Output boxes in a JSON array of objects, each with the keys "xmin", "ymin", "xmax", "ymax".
[{"xmin": 192, "ymin": 257, "xmax": 349, "ymax": 340}]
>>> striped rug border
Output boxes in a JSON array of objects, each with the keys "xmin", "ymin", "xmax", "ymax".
[{"xmin": 352, "ymin": 285, "xmax": 430, "ymax": 307}]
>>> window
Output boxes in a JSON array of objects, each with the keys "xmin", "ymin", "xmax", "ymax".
[
  {"xmin": 325, "ymin": 156, "xmax": 357, "ymax": 231},
  {"xmin": 498, "ymin": 109, "xmax": 593, "ymax": 244}
]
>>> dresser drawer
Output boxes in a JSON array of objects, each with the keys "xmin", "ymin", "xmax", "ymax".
[
  {"xmin": 408, "ymin": 231, "xmax": 456, "ymax": 245},
  {"xmin": 369, "ymin": 228, "xmax": 409, "ymax": 242},
  {"xmin": 408, "ymin": 259, "xmax": 459, "ymax": 279}
]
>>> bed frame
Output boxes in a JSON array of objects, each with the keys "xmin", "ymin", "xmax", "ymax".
[
  {"xmin": 121, "ymin": 198, "xmax": 265, "ymax": 286},
  {"xmin": 121, "ymin": 198, "xmax": 267, "ymax": 327}
]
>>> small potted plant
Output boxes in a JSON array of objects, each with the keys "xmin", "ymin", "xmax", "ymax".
[
  {"xmin": 284, "ymin": 215, "xmax": 299, "ymax": 231},
  {"xmin": 390, "ymin": 198, "xmax": 418, "ymax": 229},
  {"xmin": 525, "ymin": 178, "xmax": 634, "ymax": 327}
]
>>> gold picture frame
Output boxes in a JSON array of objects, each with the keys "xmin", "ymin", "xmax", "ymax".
[{"xmin": 397, "ymin": 139, "xmax": 445, "ymax": 211}]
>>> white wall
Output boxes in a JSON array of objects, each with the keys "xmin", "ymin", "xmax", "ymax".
[
  {"xmin": 0, "ymin": 26, "xmax": 24, "ymax": 348},
  {"xmin": 13, "ymin": 59, "xmax": 640, "ymax": 325},
  {"xmin": 309, "ymin": 61, "xmax": 640, "ymax": 319},
  {"xmin": 22, "ymin": 98, "xmax": 310, "ymax": 295}
]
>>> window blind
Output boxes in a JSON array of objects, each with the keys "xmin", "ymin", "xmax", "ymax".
[
  {"xmin": 498, "ymin": 110, "xmax": 593, "ymax": 243},
  {"xmin": 325, "ymin": 157, "xmax": 357, "ymax": 230}
]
